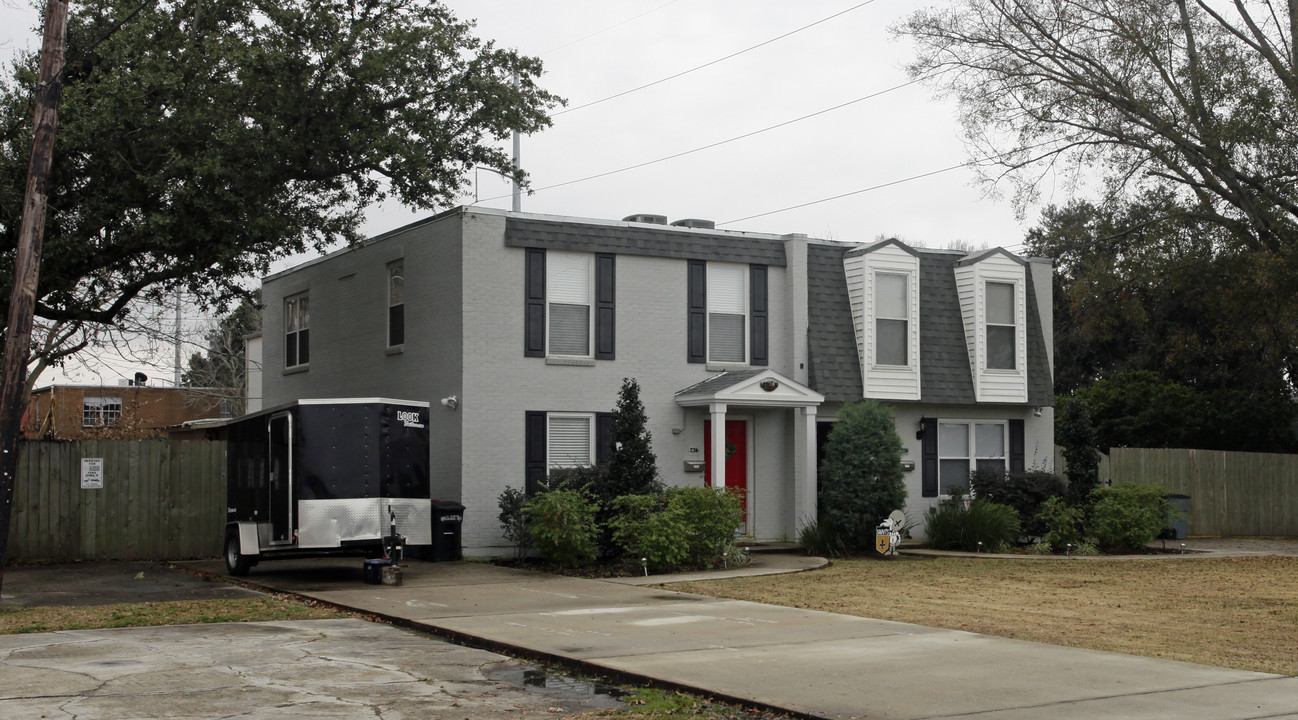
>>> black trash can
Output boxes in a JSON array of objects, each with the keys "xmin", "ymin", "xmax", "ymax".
[
  {"xmin": 1164, "ymin": 494, "xmax": 1190, "ymax": 540},
  {"xmin": 429, "ymin": 500, "xmax": 465, "ymax": 562}
]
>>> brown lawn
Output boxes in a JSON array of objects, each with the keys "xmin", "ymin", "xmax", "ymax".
[{"xmin": 672, "ymin": 555, "xmax": 1298, "ymax": 676}]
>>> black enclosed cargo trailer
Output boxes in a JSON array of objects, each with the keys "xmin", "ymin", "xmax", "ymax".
[{"xmin": 223, "ymin": 398, "xmax": 431, "ymax": 575}]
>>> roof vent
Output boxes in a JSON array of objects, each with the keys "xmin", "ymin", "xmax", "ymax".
[
  {"xmin": 670, "ymin": 218, "xmax": 716, "ymax": 230},
  {"xmin": 622, "ymin": 214, "xmax": 668, "ymax": 225}
]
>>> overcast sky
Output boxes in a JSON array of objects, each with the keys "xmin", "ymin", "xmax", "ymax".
[{"xmin": 1, "ymin": 0, "xmax": 1053, "ymax": 384}]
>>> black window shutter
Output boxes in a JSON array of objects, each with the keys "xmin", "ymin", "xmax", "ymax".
[
  {"xmin": 595, "ymin": 254, "xmax": 616, "ymax": 360},
  {"xmin": 525, "ymin": 249, "xmax": 546, "ymax": 357},
  {"xmin": 1009, "ymin": 419, "xmax": 1025, "ymax": 473},
  {"xmin": 921, "ymin": 417, "xmax": 938, "ymax": 497},
  {"xmin": 525, "ymin": 411, "xmax": 547, "ymax": 495},
  {"xmin": 750, "ymin": 264, "xmax": 768, "ymax": 366},
  {"xmin": 687, "ymin": 260, "xmax": 707, "ymax": 363},
  {"xmin": 596, "ymin": 412, "xmax": 614, "ymax": 465}
]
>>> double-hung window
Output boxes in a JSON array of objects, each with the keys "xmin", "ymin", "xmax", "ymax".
[
  {"xmin": 986, "ymin": 282, "xmax": 1015, "ymax": 370},
  {"xmin": 547, "ymin": 252, "xmax": 594, "ymax": 357},
  {"xmin": 707, "ymin": 263, "xmax": 748, "ymax": 363},
  {"xmin": 875, "ymin": 272, "xmax": 908, "ymax": 366},
  {"xmin": 525, "ymin": 249, "xmax": 614, "ymax": 360},
  {"xmin": 285, "ymin": 293, "xmax": 310, "ymax": 368},
  {"xmin": 388, "ymin": 262, "xmax": 404, "ymax": 348},
  {"xmin": 687, "ymin": 260, "xmax": 767, "ymax": 365},
  {"xmin": 83, "ymin": 396, "xmax": 122, "ymax": 427},
  {"xmin": 937, "ymin": 421, "xmax": 1007, "ymax": 494}
]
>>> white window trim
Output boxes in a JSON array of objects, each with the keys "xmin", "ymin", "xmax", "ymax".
[
  {"xmin": 546, "ymin": 412, "xmax": 595, "ymax": 472},
  {"xmin": 545, "ymin": 252, "xmax": 595, "ymax": 359},
  {"xmin": 873, "ymin": 271, "xmax": 910, "ymax": 368},
  {"xmin": 937, "ymin": 419, "xmax": 1008, "ymax": 496},
  {"xmin": 984, "ymin": 281, "xmax": 1017, "ymax": 371},
  {"xmin": 706, "ymin": 262, "xmax": 749, "ymax": 365},
  {"xmin": 83, "ymin": 396, "xmax": 123, "ymax": 427}
]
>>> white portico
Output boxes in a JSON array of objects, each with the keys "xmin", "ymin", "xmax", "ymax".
[{"xmin": 675, "ymin": 369, "xmax": 825, "ymax": 534}]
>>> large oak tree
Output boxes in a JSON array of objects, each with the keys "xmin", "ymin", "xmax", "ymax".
[{"xmin": 0, "ymin": 0, "xmax": 560, "ymax": 360}]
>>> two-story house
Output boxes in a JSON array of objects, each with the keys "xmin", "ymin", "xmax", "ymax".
[{"xmin": 257, "ymin": 206, "xmax": 1054, "ymax": 555}]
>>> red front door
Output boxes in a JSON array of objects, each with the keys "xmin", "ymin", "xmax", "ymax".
[{"xmin": 703, "ymin": 419, "xmax": 748, "ymax": 526}]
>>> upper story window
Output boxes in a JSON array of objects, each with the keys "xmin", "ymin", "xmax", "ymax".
[
  {"xmin": 525, "ymin": 249, "xmax": 615, "ymax": 361},
  {"xmin": 547, "ymin": 412, "xmax": 594, "ymax": 470},
  {"xmin": 938, "ymin": 420, "xmax": 1006, "ymax": 494},
  {"xmin": 388, "ymin": 262, "xmax": 405, "ymax": 348},
  {"xmin": 83, "ymin": 396, "xmax": 122, "ymax": 427},
  {"xmin": 547, "ymin": 251, "xmax": 594, "ymax": 357},
  {"xmin": 708, "ymin": 263, "xmax": 748, "ymax": 363},
  {"xmin": 285, "ymin": 293, "xmax": 310, "ymax": 368},
  {"xmin": 986, "ymin": 282, "xmax": 1015, "ymax": 369},
  {"xmin": 687, "ymin": 260, "xmax": 768, "ymax": 366},
  {"xmin": 875, "ymin": 272, "xmax": 909, "ymax": 366}
]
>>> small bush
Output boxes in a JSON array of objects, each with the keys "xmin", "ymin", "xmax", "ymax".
[
  {"xmin": 818, "ymin": 401, "xmax": 908, "ymax": 550},
  {"xmin": 523, "ymin": 489, "xmax": 598, "ymax": 568},
  {"xmin": 1039, "ymin": 496, "xmax": 1087, "ymax": 548},
  {"xmin": 497, "ymin": 486, "xmax": 528, "ymax": 560},
  {"xmin": 669, "ymin": 486, "xmax": 743, "ymax": 567},
  {"xmin": 609, "ymin": 487, "xmax": 742, "ymax": 572},
  {"xmin": 1090, "ymin": 484, "xmax": 1171, "ymax": 552},
  {"xmin": 609, "ymin": 494, "xmax": 688, "ymax": 572},
  {"xmin": 797, "ymin": 515, "xmax": 849, "ymax": 558},
  {"xmin": 923, "ymin": 498, "xmax": 1021, "ymax": 553},
  {"xmin": 970, "ymin": 469, "xmax": 1067, "ymax": 541}
]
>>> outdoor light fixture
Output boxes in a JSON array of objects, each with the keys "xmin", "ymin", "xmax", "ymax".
[{"xmin": 440, "ymin": 395, "xmax": 458, "ymax": 410}]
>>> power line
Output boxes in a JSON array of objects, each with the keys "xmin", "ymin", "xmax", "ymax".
[
  {"xmin": 553, "ymin": 0, "xmax": 879, "ymax": 116},
  {"xmin": 539, "ymin": 0, "xmax": 683, "ymax": 56},
  {"xmin": 717, "ymin": 164, "xmax": 970, "ymax": 226},
  {"xmin": 482, "ymin": 76, "xmax": 926, "ymax": 202}
]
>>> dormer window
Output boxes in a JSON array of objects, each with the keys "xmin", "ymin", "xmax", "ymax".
[
  {"xmin": 875, "ymin": 273, "xmax": 909, "ymax": 366},
  {"xmin": 986, "ymin": 282, "xmax": 1015, "ymax": 370}
]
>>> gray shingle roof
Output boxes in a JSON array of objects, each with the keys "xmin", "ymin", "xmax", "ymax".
[
  {"xmin": 806, "ymin": 243, "xmax": 863, "ymax": 402},
  {"xmin": 807, "ymin": 243, "xmax": 1053, "ymax": 406},
  {"xmin": 674, "ymin": 369, "xmax": 767, "ymax": 400},
  {"xmin": 505, "ymin": 218, "xmax": 787, "ymax": 266}
]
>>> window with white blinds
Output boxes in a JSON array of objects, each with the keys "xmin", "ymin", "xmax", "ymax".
[
  {"xmin": 875, "ymin": 272, "xmax": 908, "ymax": 366},
  {"xmin": 547, "ymin": 252, "xmax": 593, "ymax": 356},
  {"xmin": 548, "ymin": 414, "xmax": 593, "ymax": 469},
  {"xmin": 707, "ymin": 263, "xmax": 747, "ymax": 363},
  {"xmin": 986, "ymin": 282, "xmax": 1015, "ymax": 369}
]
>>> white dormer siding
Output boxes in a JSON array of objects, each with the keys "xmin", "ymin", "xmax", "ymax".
[
  {"xmin": 954, "ymin": 250, "xmax": 1028, "ymax": 403},
  {"xmin": 843, "ymin": 240, "xmax": 921, "ymax": 401}
]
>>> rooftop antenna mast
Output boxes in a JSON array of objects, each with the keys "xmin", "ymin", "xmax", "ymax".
[{"xmin": 511, "ymin": 73, "xmax": 521, "ymax": 213}]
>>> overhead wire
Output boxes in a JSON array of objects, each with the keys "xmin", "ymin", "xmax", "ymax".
[
  {"xmin": 552, "ymin": 0, "xmax": 879, "ymax": 116},
  {"xmin": 479, "ymin": 74, "xmax": 930, "ymax": 203},
  {"xmin": 538, "ymin": 0, "xmax": 684, "ymax": 57}
]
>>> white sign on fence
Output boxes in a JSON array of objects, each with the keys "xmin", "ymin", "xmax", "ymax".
[{"xmin": 80, "ymin": 458, "xmax": 104, "ymax": 489}]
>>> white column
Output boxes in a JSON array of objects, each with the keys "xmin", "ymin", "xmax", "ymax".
[
  {"xmin": 795, "ymin": 406, "xmax": 818, "ymax": 527},
  {"xmin": 709, "ymin": 402, "xmax": 728, "ymax": 489}
]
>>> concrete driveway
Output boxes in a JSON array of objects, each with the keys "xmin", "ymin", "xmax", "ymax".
[{"xmin": 177, "ymin": 556, "xmax": 1298, "ymax": 720}]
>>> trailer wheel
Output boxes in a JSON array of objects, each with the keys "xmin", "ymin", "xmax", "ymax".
[{"xmin": 225, "ymin": 531, "xmax": 252, "ymax": 576}]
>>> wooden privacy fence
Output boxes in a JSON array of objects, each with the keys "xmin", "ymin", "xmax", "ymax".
[
  {"xmin": 9, "ymin": 439, "xmax": 226, "ymax": 562},
  {"xmin": 1107, "ymin": 448, "xmax": 1298, "ymax": 537}
]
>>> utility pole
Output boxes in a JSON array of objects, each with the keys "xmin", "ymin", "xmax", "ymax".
[{"xmin": 0, "ymin": 0, "xmax": 70, "ymax": 595}]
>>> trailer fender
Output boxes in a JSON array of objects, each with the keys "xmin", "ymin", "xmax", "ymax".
[{"xmin": 231, "ymin": 522, "xmax": 260, "ymax": 557}]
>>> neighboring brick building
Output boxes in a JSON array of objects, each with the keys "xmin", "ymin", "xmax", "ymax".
[{"xmin": 22, "ymin": 383, "xmax": 230, "ymax": 440}]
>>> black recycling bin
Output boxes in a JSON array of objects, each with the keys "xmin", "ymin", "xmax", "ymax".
[
  {"xmin": 430, "ymin": 500, "xmax": 465, "ymax": 562},
  {"xmin": 1164, "ymin": 494, "xmax": 1190, "ymax": 540}
]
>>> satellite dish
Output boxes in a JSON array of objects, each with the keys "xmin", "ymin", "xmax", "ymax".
[{"xmin": 888, "ymin": 509, "xmax": 906, "ymax": 527}]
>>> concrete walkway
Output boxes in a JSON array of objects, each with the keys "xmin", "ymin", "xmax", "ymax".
[{"xmin": 182, "ymin": 555, "xmax": 1298, "ymax": 720}]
